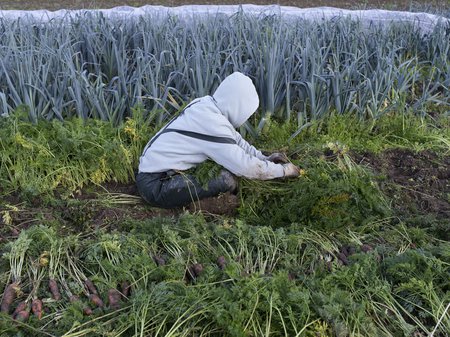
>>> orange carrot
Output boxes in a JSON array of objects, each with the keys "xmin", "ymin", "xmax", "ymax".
[
  {"xmin": 83, "ymin": 307, "xmax": 93, "ymax": 316},
  {"xmin": 108, "ymin": 289, "xmax": 121, "ymax": 310},
  {"xmin": 13, "ymin": 301, "xmax": 28, "ymax": 316},
  {"xmin": 31, "ymin": 299, "xmax": 43, "ymax": 320},
  {"xmin": 85, "ymin": 279, "xmax": 98, "ymax": 295},
  {"xmin": 1, "ymin": 282, "xmax": 19, "ymax": 313},
  {"xmin": 14, "ymin": 310, "xmax": 30, "ymax": 322},
  {"xmin": 48, "ymin": 279, "xmax": 61, "ymax": 300},
  {"xmin": 89, "ymin": 294, "xmax": 104, "ymax": 308}
]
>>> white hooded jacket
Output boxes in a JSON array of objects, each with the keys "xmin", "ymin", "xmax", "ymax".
[{"xmin": 138, "ymin": 72, "xmax": 285, "ymax": 180}]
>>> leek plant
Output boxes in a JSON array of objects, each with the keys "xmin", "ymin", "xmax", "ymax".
[{"xmin": 0, "ymin": 11, "xmax": 448, "ymax": 130}]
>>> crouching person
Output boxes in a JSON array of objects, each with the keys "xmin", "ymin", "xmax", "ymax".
[{"xmin": 136, "ymin": 72, "xmax": 300, "ymax": 208}]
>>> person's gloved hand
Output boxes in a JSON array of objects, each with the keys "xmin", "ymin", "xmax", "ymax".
[
  {"xmin": 267, "ymin": 152, "xmax": 289, "ymax": 164},
  {"xmin": 282, "ymin": 163, "xmax": 301, "ymax": 178}
]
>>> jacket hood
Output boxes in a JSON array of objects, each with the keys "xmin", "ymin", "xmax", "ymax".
[{"xmin": 212, "ymin": 72, "xmax": 259, "ymax": 128}]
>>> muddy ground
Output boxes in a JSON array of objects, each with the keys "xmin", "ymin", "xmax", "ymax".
[
  {"xmin": 1, "ymin": 149, "xmax": 448, "ymax": 242},
  {"xmin": 357, "ymin": 149, "xmax": 450, "ymax": 219},
  {"xmin": 1, "ymin": 0, "xmax": 449, "ymax": 11}
]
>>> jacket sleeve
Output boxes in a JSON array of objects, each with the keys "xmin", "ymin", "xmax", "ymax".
[
  {"xmin": 203, "ymin": 142, "xmax": 285, "ymax": 180},
  {"xmin": 234, "ymin": 131, "xmax": 267, "ymax": 160}
]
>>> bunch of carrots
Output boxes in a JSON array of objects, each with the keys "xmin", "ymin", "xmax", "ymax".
[{"xmin": 1, "ymin": 276, "xmax": 132, "ymax": 321}]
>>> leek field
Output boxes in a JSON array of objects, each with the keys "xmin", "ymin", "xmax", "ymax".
[{"xmin": 0, "ymin": 7, "xmax": 449, "ymax": 337}]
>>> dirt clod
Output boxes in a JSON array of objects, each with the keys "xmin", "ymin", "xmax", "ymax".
[
  {"xmin": 187, "ymin": 192, "xmax": 239, "ymax": 216},
  {"xmin": 153, "ymin": 255, "xmax": 166, "ymax": 266},
  {"xmin": 361, "ymin": 244, "xmax": 373, "ymax": 253},
  {"xmin": 69, "ymin": 295, "xmax": 80, "ymax": 303},
  {"xmin": 348, "ymin": 246, "xmax": 356, "ymax": 255},
  {"xmin": 120, "ymin": 281, "xmax": 131, "ymax": 297},
  {"xmin": 337, "ymin": 252, "xmax": 349, "ymax": 265}
]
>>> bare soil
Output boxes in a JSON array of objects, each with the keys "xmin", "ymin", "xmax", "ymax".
[
  {"xmin": 72, "ymin": 181, "xmax": 239, "ymax": 216},
  {"xmin": 61, "ymin": 148, "xmax": 450, "ymax": 222},
  {"xmin": 1, "ymin": 0, "xmax": 448, "ymax": 11},
  {"xmin": 1, "ymin": 149, "xmax": 448, "ymax": 242},
  {"xmin": 0, "ymin": 181, "xmax": 238, "ymax": 243},
  {"xmin": 357, "ymin": 149, "xmax": 450, "ymax": 219}
]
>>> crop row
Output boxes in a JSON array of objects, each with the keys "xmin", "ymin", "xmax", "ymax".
[
  {"xmin": 0, "ymin": 11, "xmax": 449, "ymax": 131},
  {"xmin": 1, "ymin": 215, "xmax": 448, "ymax": 336}
]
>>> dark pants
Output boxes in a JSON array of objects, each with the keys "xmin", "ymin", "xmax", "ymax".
[{"xmin": 136, "ymin": 170, "xmax": 238, "ymax": 208}]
